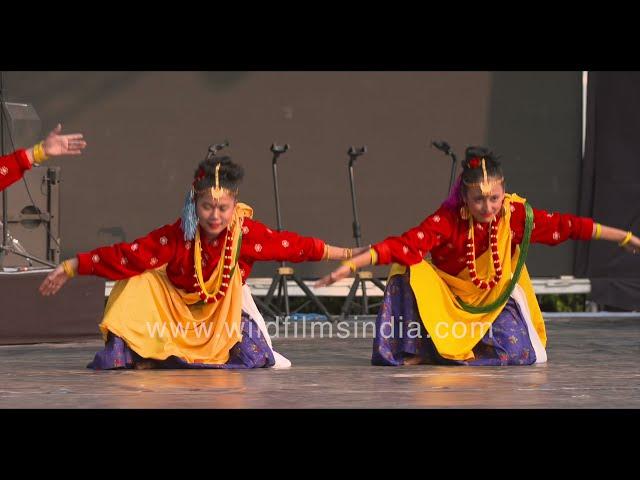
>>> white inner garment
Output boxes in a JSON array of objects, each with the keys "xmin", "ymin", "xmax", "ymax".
[{"xmin": 241, "ymin": 284, "xmax": 292, "ymax": 369}]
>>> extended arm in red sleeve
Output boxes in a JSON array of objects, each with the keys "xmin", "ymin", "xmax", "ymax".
[
  {"xmin": 76, "ymin": 220, "xmax": 180, "ymax": 279},
  {"xmin": 0, "ymin": 150, "xmax": 32, "ymax": 191},
  {"xmin": 372, "ymin": 208, "xmax": 455, "ymax": 265},
  {"xmin": 240, "ymin": 219, "xmax": 326, "ymax": 263},
  {"xmin": 510, "ymin": 202, "xmax": 594, "ymax": 245}
]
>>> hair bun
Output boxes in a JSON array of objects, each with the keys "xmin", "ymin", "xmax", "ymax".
[
  {"xmin": 463, "ymin": 146, "xmax": 501, "ymax": 169},
  {"xmin": 194, "ymin": 155, "xmax": 245, "ymax": 186}
]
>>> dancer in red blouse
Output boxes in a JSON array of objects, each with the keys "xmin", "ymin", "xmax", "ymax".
[
  {"xmin": 0, "ymin": 124, "xmax": 86, "ymax": 191},
  {"xmin": 318, "ymin": 146, "xmax": 640, "ymax": 366},
  {"xmin": 40, "ymin": 152, "xmax": 363, "ymax": 369}
]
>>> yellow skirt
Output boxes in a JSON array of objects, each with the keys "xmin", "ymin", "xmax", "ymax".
[{"xmin": 99, "ymin": 267, "xmax": 244, "ymax": 365}]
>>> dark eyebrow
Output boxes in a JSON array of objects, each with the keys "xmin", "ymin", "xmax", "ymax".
[{"xmin": 201, "ymin": 201, "xmax": 232, "ymax": 208}]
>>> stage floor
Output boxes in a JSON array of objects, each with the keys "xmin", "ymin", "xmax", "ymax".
[{"xmin": 1, "ymin": 317, "xmax": 638, "ymax": 408}]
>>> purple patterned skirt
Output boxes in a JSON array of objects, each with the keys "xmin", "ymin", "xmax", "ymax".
[
  {"xmin": 87, "ymin": 312, "xmax": 275, "ymax": 370},
  {"xmin": 372, "ymin": 273, "xmax": 537, "ymax": 366}
]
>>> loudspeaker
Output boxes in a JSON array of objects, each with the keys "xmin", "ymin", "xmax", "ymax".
[{"xmin": 0, "ymin": 165, "xmax": 61, "ymax": 268}]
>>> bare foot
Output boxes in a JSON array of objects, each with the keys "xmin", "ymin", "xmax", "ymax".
[
  {"xmin": 403, "ymin": 354, "xmax": 423, "ymax": 365},
  {"xmin": 134, "ymin": 360, "xmax": 156, "ymax": 370}
]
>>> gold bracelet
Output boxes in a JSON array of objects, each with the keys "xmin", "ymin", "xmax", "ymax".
[
  {"xmin": 369, "ymin": 247, "xmax": 378, "ymax": 266},
  {"xmin": 342, "ymin": 248, "xmax": 353, "ymax": 260},
  {"xmin": 32, "ymin": 143, "xmax": 41, "ymax": 163},
  {"xmin": 32, "ymin": 141, "xmax": 49, "ymax": 164},
  {"xmin": 40, "ymin": 142, "xmax": 49, "ymax": 162},
  {"xmin": 619, "ymin": 231, "xmax": 633, "ymax": 247},
  {"xmin": 62, "ymin": 260, "xmax": 76, "ymax": 278},
  {"xmin": 595, "ymin": 223, "xmax": 602, "ymax": 240},
  {"xmin": 341, "ymin": 260, "xmax": 357, "ymax": 273},
  {"xmin": 322, "ymin": 244, "xmax": 330, "ymax": 261}
]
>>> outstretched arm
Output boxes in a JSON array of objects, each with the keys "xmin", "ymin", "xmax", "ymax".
[
  {"xmin": 510, "ymin": 203, "xmax": 639, "ymax": 253},
  {"xmin": 25, "ymin": 123, "xmax": 87, "ymax": 165},
  {"xmin": 315, "ymin": 248, "xmax": 376, "ymax": 287},
  {"xmin": 316, "ymin": 209, "xmax": 455, "ymax": 287},
  {"xmin": 240, "ymin": 218, "xmax": 367, "ymax": 263},
  {"xmin": 39, "ymin": 258, "xmax": 78, "ymax": 296},
  {"xmin": 39, "ymin": 221, "xmax": 179, "ymax": 296},
  {"xmin": 593, "ymin": 223, "xmax": 640, "ymax": 254},
  {"xmin": 1, "ymin": 124, "xmax": 86, "ymax": 191}
]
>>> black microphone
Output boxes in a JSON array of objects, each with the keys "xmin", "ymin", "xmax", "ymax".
[
  {"xmin": 270, "ymin": 143, "xmax": 290, "ymax": 154},
  {"xmin": 207, "ymin": 140, "xmax": 230, "ymax": 158},
  {"xmin": 348, "ymin": 146, "xmax": 367, "ymax": 157},
  {"xmin": 431, "ymin": 140, "xmax": 458, "ymax": 195},
  {"xmin": 432, "ymin": 141, "xmax": 451, "ymax": 155}
]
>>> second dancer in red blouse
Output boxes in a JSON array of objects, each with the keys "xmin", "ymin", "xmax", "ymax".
[{"xmin": 318, "ymin": 146, "xmax": 640, "ymax": 366}]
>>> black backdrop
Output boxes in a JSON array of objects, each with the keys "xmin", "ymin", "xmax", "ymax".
[{"xmin": 575, "ymin": 72, "xmax": 640, "ymax": 310}]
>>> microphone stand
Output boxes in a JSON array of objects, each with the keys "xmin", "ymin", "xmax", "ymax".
[
  {"xmin": 340, "ymin": 146, "xmax": 387, "ymax": 319},
  {"xmin": 431, "ymin": 140, "xmax": 458, "ymax": 195},
  {"xmin": 262, "ymin": 143, "xmax": 334, "ymax": 322}
]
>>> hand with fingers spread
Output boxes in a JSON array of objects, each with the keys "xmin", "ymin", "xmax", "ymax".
[
  {"xmin": 27, "ymin": 123, "xmax": 87, "ymax": 165},
  {"xmin": 1, "ymin": 123, "xmax": 88, "ymax": 192},
  {"xmin": 39, "ymin": 258, "xmax": 78, "ymax": 296}
]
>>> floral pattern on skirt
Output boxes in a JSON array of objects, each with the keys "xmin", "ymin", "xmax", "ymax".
[
  {"xmin": 87, "ymin": 311, "xmax": 275, "ymax": 370},
  {"xmin": 372, "ymin": 273, "xmax": 536, "ymax": 366}
]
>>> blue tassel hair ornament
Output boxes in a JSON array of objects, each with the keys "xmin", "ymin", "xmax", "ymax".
[{"xmin": 180, "ymin": 187, "xmax": 198, "ymax": 241}]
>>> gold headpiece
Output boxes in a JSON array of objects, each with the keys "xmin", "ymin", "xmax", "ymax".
[
  {"xmin": 211, "ymin": 163, "xmax": 224, "ymax": 200},
  {"xmin": 193, "ymin": 163, "xmax": 239, "ymax": 199},
  {"xmin": 462, "ymin": 157, "xmax": 503, "ymax": 196}
]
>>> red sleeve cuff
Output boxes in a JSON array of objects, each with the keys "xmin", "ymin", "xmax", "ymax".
[
  {"xmin": 16, "ymin": 149, "xmax": 32, "ymax": 172},
  {"xmin": 373, "ymin": 242, "xmax": 391, "ymax": 265},
  {"xmin": 577, "ymin": 217, "xmax": 595, "ymax": 241},
  {"xmin": 310, "ymin": 238, "xmax": 325, "ymax": 261},
  {"xmin": 76, "ymin": 253, "xmax": 94, "ymax": 275}
]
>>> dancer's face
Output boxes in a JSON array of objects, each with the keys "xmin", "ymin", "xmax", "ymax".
[
  {"xmin": 464, "ymin": 180, "xmax": 505, "ymax": 223},
  {"xmin": 196, "ymin": 191, "xmax": 237, "ymax": 240}
]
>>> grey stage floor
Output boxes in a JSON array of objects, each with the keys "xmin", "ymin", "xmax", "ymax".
[{"xmin": 1, "ymin": 317, "xmax": 639, "ymax": 408}]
